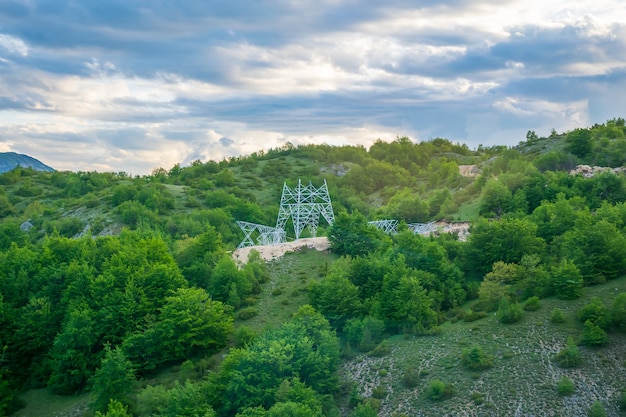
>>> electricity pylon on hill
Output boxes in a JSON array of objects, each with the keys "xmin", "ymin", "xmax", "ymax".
[{"xmin": 275, "ymin": 179, "xmax": 335, "ymax": 240}]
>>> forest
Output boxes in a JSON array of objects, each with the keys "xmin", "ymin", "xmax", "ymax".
[{"xmin": 1, "ymin": 118, "xmax": 626, "ymax": 416}]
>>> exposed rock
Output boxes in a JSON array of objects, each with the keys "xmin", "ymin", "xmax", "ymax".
[
  {"xmin": 20, "ymin": 219, "xmax": 34, "ymax": 232},
  {"xmin": 569, "ymin": 164, "xmax": 626, "ymax": 177}
]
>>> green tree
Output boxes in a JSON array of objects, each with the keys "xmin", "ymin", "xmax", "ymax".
[
  {"xmin": 328, "ymin": 211, "xmax": 389, "ymax": 257},
  {"xmin": 479, "ymin": 178, "xmax": 513, "ymax": 217},
  {"xmin": 578, "ymin": 297, "xmax": 609, "ymax": 330},
  {"xmin": 557, "ymin": 376, "xmax": 574, "ymax": 396},
  {"xmin": 349, "ymin": 403, "xmax": 378, "ymax": 417},
  {"xmin": 425, "ymin": 379, "xmax": 454, "ymax": 401},
  {"xmin": 376, "ymin": 258, "xmax": 437, "ymax": 334},
  {"xmin": 91, "ymin": 346, "xmax": 136, "ymax": 412},
  {"xmin": 580, "ymin": 320, "xmax": 608, "ymax": 346},
  {"xmin": 550, "ymin": 260, "xmax": 583, "ymax": 300},
  {"xmin": 611, "ymin": 292, "xmax": 626, "ymax": 332},
  {"xmin": 567, "ymin": 128, "xmax": 592, "ymax": 159},
  {"xmin": 466, "ymin": 217, "xmax": 546, "ymax": 278},
  {"xmin": 497, "ymin": 298, "xmax": 524, "ymax": 324},
  {"xmin": 310, "ymin": 261, "xmax": 361, "ymax": 328},
  {"xmin": 158, "ymin": 288, "xmax": 234, "ymax": 360},
  {"xmin": 48, "ymin": 306, "xmax": 100, "ymax": 394}
]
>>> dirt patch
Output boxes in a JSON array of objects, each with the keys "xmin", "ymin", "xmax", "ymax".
[{"xmin": 232, "ymin": 237, "xmax": 331, "ymax": 264}]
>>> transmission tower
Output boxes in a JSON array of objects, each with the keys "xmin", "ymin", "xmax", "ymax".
[
  {"xmin": 236, "ymin": 221, "xmax": 286, "ymax": 249},
  {"xmin": 368, "ymin": 219, "xmax": 399, "ymax": 234},
  {"xmin": 275, "ymin": 179, "xmax": 335, "ymax": 240}
]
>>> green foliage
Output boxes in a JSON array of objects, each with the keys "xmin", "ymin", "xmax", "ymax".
[
  {"xmin": 211, "ymin": 306, "xmax": 339, "ymax": 416},
  {"xmin": 557, "ymin": 376, "xmax": 574, "ymax": 396},
  {"xmin": 329, "ymin": 211, "xmax": 389, "ymax": 257},
  {"xmin": 344, "ymin": 315, "xmax": 385, "ymax": 353},
  {"xmin": 580, "ymin": 320, "xmax": 608, "ymax": 346},
  {"xmin": 567, "ymin": 128, "xmax": 592, "ymax": 159},
  {"xmin": 551, "ymin": 260, "xmax": 584, "ymax": 300},
  {"xmin": 310, "ymin": 261, "xmax": 361, "ymax": 328},
  {"xmin": 618, "ymin": 388, "xmax": 626, "ymax": 411},
  {"xmin": 588, "ymin": 400, "xmax": 606, "ymax": 417},
  {"xmin": 611, "ymin": 292, "xmax": 626, "ymax": 332},
  {"xmin": 90, "ymin": 345, "xmax": 135, "ymax": 412},
  {"xmin": 156, "ymin": 287, "xmax": 234, "ymax": 359},
  {"xmin": 401, "ymin": 367, "xmax": 420, "ymax": 389},
  {"xmin": 94, "ymin": 399, "xmax": 133, "ymax": 417},
  {"xmin": 550, "ymin": 308, "xmax": 567, "ymax": 324},
  {"xmin": 497, "ymin": 298, "xmax": 524, "ymax": 324},
  {"xmin": 136, "ymin": 380, "xmax": 216, "ymax": 417},
  {"xmin": 349, "ymin": 402, "xmax": 378, "ymax": 417},
  {"xmin": 425, "ymin": 379, "xmax": 454, "ymax": 401},
  {"xmin": 523, "ymin": 296, "xmax": 541, "ymax": 311},
  {"xmin": 578, "ymin": 297, "xmax": 609, "ymax": 330},
  {"xmin": 466, "ymin": 217, "xmax": 546, "ymax": 278},
  {"xmin": 461, "ymin": 345, "xmax": 494, "ymax": 371},
  {"xmin": 376, "ymin": 257, "xmax": 438, "ymax": 334},
  {"xmin": 555, "ymin": 337, "xmax": 583, "ymax": 368}
]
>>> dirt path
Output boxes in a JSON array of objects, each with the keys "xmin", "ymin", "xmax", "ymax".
[{"xmin": 232, "ymin": 237, "xmax": 331, "ymax": 264}]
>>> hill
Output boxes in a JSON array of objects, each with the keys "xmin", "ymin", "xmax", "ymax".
[
  {"xmin": 0, "ymin": 152, "xmax": 55, "ymax": 174},
  {"xmin": 1, "ymin": 118, "xmax": 626, "ymax": 417}
]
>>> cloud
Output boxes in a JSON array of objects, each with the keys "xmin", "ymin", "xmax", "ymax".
[{"xmin": 0, "ymin": 0, "xmax": 625, "ymax": 173}]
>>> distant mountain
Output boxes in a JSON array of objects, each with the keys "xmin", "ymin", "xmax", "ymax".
[{"xmin": 0, "ymin": 152, "xmax": 55, "ymax": 174}]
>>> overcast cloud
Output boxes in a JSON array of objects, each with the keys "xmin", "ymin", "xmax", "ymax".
[{"xmin": 1, "ymin": 0, "xmax": 625, "ymax": 174}]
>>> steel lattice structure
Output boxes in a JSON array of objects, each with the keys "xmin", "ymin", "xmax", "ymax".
[
  {"xmin": 408, "ymin": 221, "xmax": 438, "ymax": 235},
  {"xmin": 236, "ymin": 221, "xmax": 287, "ymax": 249},
  {"xmin": 275, "ymin": 179, "xmax": 335, "ymax": 239},
  {"xmin": 368, "ymin": 219, "xmax": 398, "ymax": 234}
]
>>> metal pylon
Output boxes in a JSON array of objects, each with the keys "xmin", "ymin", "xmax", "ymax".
[
  {"xmin": 275, "ymin": 179, "xmax": 335, "ymax": 240},
  {"xmin": 236, "ymin": 221, "xmax": 286, "ymax": 248},
  {"xmin": 368, "ymin": 219, "xmax": 399, "ymax": 234}
]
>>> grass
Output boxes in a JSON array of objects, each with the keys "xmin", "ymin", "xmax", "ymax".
[
  {"xmin": 12, "ymin": 389, "xmax": 91, "ymax": 417},
  {"xmin": 235, "ymin": 247, "xmax": 337, "ymax": 333}
]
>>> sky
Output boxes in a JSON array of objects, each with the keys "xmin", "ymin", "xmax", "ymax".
[{"xmin": 1, "ymin": 0, "xmax": 625, "ymax": 175}]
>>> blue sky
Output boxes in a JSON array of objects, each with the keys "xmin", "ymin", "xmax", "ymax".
[{"xmin": 1, "ymin": 0, "xmax": 625, "ymax": 174}]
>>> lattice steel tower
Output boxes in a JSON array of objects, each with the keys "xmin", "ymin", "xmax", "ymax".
[{"xmin": 275, "ymin": 179, "xmax": 335, "ymax": 239}]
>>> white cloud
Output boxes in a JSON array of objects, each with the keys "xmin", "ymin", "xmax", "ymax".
[{"xmin": 0, "ymin": 34, "xmax": 28, "ymax": 56}]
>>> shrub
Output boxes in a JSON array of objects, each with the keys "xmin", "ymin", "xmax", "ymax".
[
  {"xmin": 237, "ymin": 307, "xmax": 259, "ymax": 320},
  {"xmin": 463, "ymin": 311, "xmax": 488, "ymax": 322},
  {"xmin": 523, "ymin": 296, "xmax": 541, "ymax": 311},
  {"xmin": 555, "ymin": 337, "xmax": 582, "ymax": 368},
  {"xmin": 369, "ymin": 340, "xmax": 391, "ymax": 357},
  {"xmin": 470, "ymin": 392, "xmax": 485, "ymax": 405},
  {"xmin": 588, "ymin": 400, "xmax": 606, "ymax": 417},
  {"xmin": 497, "ymin": 299, "xmax": 524, "ymax": 324},
  {"xmin": 461, "ymin": 345, "xmax": 494, "ymax": 371},
  {"xmin": 344, "ymin": 316, "xmax": 385, "ymax": 353},
  {"xmin": 401, "ymin": 367, "xmax": 420, "ymax": 389},
  {"xmin": 425, "ymin": 379, "xmax": 454, "ymax": 401},
  {"xmin": 372, "ymin": 385, "xmax": 386, "ymax": 399},
  {"xmin": 580, "ymin": 320, "xmax": 608, "ymax": 346},
  {"xmin": 578, "ymin": 297, "xmax": 609, "ymax": 329},
  {"xmin": 234, "ymin": 325, "xmax": 256, "ymax": 348},
  {"xmin": 550, "ymin": 308, "xmax": 566, "ymax": 324},
  {"xmin": 557, "ymin": 376, "xmax": 574, "ymax": 396}
]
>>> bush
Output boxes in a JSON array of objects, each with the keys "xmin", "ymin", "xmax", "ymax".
[
  {"xmin": 463, "ymin": 311, "xmax": 488, "ymax": 322},
  {"xmin": 425, "ymin": 379, "xmax": 454, "ymax": 401},
  {"xmin": 523, "ymin": 296, "xmax": 541, "ymax": 311},
  {"xmin": 580, "ymin": 320, "xmax": 608, "ymax": 346},
  {"xmin": 461, "ymin": 345, "xmax": 494, "ymax": 371},
  {"xmin": 578, "ymin": 297, "xmax": 609, "ymax": 329},
  {"xmin": 588, "ymin": 400, "xmax": 606, "ymax": 417},
  {"xmin": 237, "ymin": 308, "xmax": 259, "ymax": 320},
  {"xmin": 555, "ymin": 337, "xmax": 582, "ymax": 368},
  {"xmin": 369, "ymin": 340, "xmax": 391, "ymax": 357},
  {"xmin": 557, "ymin": 376, "xmax": 574, "ymax": 396},
  {"xmin": 497, "ymin": 299, "xmax": 524, "ymax": 324},
  {"xmin": 234, "ymin": 326, "xmax": 256, "ymax": 348},
  {"xmin": 371, "ymin": 385, "xmax": 386, "ymax": 399},
  {"xmin": 401, "ymin": 367, "xmax": 420, "ymax": 389},
  {"xmin": 550, "ymin": 308, "xmax": 566, "ymax": 324}
]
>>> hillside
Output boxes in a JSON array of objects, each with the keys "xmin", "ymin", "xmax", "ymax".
[
  {"xmin": 1, "ymin": 119, "xmax": 626, "ymax": 417},
  {"xmin": 0, "ymin": 152, "xmax": 55, "ymax": 174}
]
